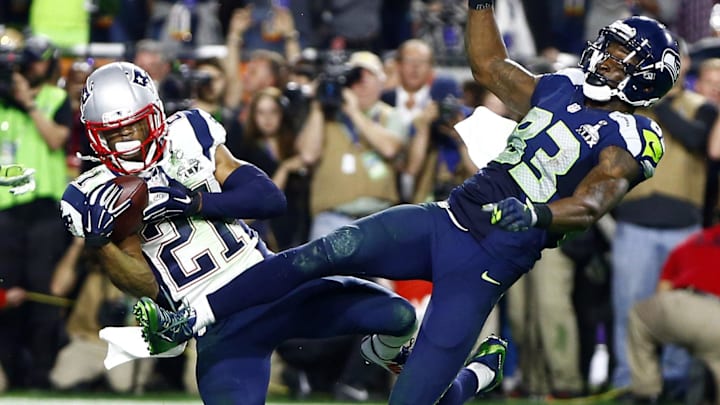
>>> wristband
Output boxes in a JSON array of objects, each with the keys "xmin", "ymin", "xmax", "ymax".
[
  {"xmin": 533, "ymin": 203, "xmax": 553, "ymax": 228},
  {"xmin": 85, "ymin": 234, "xmax": 111, "ymax": 248},
  {"xmin": 469, "ymin": 0, "xmax": 493, "ymax": 10}
]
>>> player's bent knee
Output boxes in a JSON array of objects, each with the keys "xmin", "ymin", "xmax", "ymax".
[{"xmin": 393, "ymin": 297, "xmax": 418, "ymax": 335}]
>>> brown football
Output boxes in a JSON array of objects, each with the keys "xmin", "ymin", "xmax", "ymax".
[{"xmin": 110, "ymin": 175, "xmax": 148, "ymax": 243}]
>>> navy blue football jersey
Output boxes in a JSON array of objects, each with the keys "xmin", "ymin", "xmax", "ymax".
[{"xmin": 448, "ymin": 68, "xmax": 664, "ymax": 242}]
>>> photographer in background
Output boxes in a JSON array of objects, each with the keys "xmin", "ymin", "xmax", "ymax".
[
  {"xmin": 279, "ymin": 50, "xmax": 406, "ymax": 400},
  {"xmin": 0, "ymin": 32, "xmax": 73, "ymax": 389},
  {"xmin": 402, "ymin": 77, "xmax": 476, "ymax": 204},
  {"xmin": 192, "ymin": 57, "xmax": 235, "ymax": 124},
  {"xmin": 298, "ymin": 50, "xmax": 406, "ymax": 239}
]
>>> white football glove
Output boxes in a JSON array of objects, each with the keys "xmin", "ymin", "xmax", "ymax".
[{"xmin": 0, "ymin": 164, "xmax": 36, "ymax": 195}]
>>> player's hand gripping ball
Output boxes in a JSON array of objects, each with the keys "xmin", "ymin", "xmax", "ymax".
[{"xmin": 83, "ymin": 176, "xmax": 148, "ymax": 246}]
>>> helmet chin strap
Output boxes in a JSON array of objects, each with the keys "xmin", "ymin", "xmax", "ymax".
[
  {"xmin": 583, "ymin": 72, "xmax": 619, "ymax": 103},
  {"xmin": 583, "ymin": 82, "xmax": 614, "ymax": 102}
]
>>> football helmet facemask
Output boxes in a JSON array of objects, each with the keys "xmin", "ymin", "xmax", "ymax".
[
  {"xmin": 81, "ymin": 61, "xmax": 167, "ymax": 174},
  {"xmin": 580, "ymin": 16, "xmax": 680, "ymax": 108}
]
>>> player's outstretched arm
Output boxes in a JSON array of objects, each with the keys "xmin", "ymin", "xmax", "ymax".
[
  {"xmin": 466, "ymin": 1, "xmax": 539, "ymax": 116},
  {"xmin": 193, "ymin": 144, "xmax": 287, "ymax": 220},
  {"xmin": 545, "ymin": 146, "xmax": 639, "ymax": 232}
]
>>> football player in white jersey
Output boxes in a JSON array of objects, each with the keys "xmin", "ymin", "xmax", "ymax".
[{"xmin": 60, "ymin": 62, "xmax": 429, "ymax": 404}]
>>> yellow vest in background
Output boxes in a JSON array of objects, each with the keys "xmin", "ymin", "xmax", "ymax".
[
  {"xmin": 30, "ymin": 0, "xmax": 90, "ymax": 48},
  {"xmin": 0, "ymin": 85, "xmax": 69, "ymax": 210}
]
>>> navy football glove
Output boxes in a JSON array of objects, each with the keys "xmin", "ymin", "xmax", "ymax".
[
  {"xmin": 485, "ymin": 197, "xmax": 539, "ymax": 232},
  {"xmin": 83, "ymin": 182, "xmax": 132, "ymax": 247},
  {"xmin": 143, "ymin": 178, "xmax": 201, "ymax": 222}
]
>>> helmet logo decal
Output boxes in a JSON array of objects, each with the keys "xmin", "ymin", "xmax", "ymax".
[
  {"xmin": 661, "ymin": 50, "xmax": 680, "ymax": 83},
  {"xmin": 81, "ymin": 81, "xmax": 92, "ymax": 106},
  {"xmin": 133, "ymin": 69, "xmax": 151, "ymax": 87},
  {"xmin": 641, "ymin": 129, "xmax": 663, "ymax": 164}
]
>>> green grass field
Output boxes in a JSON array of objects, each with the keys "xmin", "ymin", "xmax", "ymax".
[{"xmin": 0, "ymin": 388, "xmax": 684, "ymax": 405}]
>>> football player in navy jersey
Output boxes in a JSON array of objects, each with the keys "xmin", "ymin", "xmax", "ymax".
[{"xmin": 136, "ymin": 2, "xmax": 680, "ymax": 404}]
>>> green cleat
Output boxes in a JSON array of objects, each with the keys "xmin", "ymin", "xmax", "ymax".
[
  {"xmin": 469, "ymin": 335, "xmax": 508, "ymax": 394},
  {"xmin": 133, "ymin": 296, "xmax": 196, "ymax": 355}
]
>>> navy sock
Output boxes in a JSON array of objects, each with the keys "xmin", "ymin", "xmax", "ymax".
[{"xmin": 437, "ymin": 369, "xmax": 479, "ymax": 405}]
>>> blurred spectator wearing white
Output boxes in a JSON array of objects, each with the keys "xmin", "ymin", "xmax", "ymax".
[{"xmin": 696, "ymin": 58, "xmax": 720, "ymax": 106}]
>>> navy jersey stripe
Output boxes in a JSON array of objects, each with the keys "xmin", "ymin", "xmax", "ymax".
[
  {"xmin": 183, "ymin": 110, "xmax": 214, "ymax": 160},
  {"xmin": 62, "ymin": 184, "xmax": 88, "ymax": 212}
]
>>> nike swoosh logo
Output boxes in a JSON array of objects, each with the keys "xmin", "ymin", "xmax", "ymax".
[
  {"xmin": 176, "ymin": 195, "xmax": 192, "ymax": 204},
  {"xmin": 481, "ymin": 270, "xmax": 501, "ymax": 286}
]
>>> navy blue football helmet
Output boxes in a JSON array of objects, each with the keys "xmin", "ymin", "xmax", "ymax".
[{"xmin": 580, "ymin": 16, "xmax": 680, "ymax": 108}]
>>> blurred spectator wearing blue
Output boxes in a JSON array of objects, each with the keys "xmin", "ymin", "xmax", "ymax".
[
  {"xmin": 219, "ymin": 0, "xmax": 308, "ymax": 56},
  {"xmin": 411, "ymin": 0, "xmax": 466, "ymax": 63},
  {"xmin": 522, "ymin": 0, "xmax": 586, "ymax": 58}
]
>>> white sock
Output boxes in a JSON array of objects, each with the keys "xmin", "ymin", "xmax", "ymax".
[
  {"xmin": 192, "ymin": 297, "xmax": 216, "ymax": 334},
  {"xmin": 467, "ymin": 362, "xmax": 495, "ymax": 394},
  {"xmin": 371, "ymin": 335, "xmax": 407, "ymax": 360},
  {"xmin": 371, "ymin": 318, "xmax": 418, "ymax": 359}
]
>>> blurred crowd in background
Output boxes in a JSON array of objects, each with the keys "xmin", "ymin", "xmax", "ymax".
[{"xmin": 2, "ymin": 0, "xmax": 720, "ymax": 403}]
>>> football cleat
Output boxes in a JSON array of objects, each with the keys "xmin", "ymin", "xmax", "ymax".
[
  {"xmin": 133, "ymin": 296, "xmax": 196, "ymax": 355},
  {"xmin": 360, "ymin": 335, "xmax": 413, "ymax": 375},
  {"xmin": 469, "ymin": 335, "xmax": 508, "ymax": 394}
]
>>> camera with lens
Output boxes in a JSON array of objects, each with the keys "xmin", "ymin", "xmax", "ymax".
[
  {"xmin": 315, "ymin": 51, "xmax": 348, "ymax": 114},
  {"xmin": 162, "ymin": 63, "xmax": 214, "ymax": 115},
  {"xmin": 0, "ymin": 50, "xmax": 22, "ymax": 101},
  {"xmin": 283, "ymin": 82, "xmax": 314, "ymax": 132},
  {"xmin": 314, "ymin": 51, "xmax": 365, "ymax": 118}
]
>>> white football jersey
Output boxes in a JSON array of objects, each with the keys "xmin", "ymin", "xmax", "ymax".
[{"xmin": 61, "ymin": 109, "xmax": 269, "ymax": 307}]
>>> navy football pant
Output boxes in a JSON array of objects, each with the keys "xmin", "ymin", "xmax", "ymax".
[
  {"xmin": 197, "ymin": 276, "xmax": 415, "ymax": 405},
  {"xmin": 208, "ymin": 203, "xmax": 540, "ymax": 404}
]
